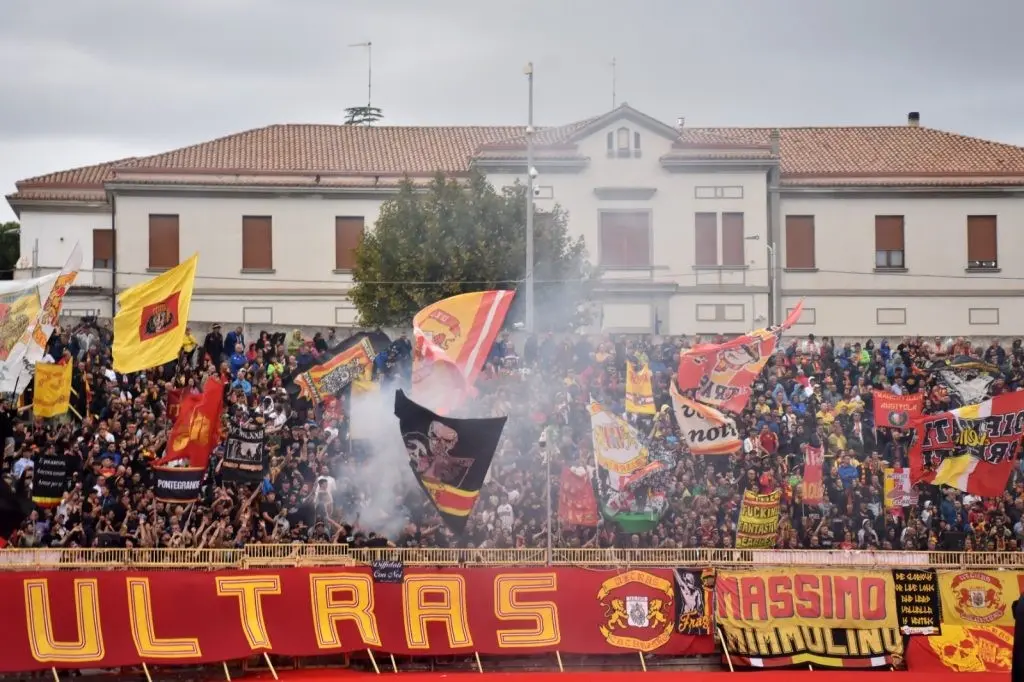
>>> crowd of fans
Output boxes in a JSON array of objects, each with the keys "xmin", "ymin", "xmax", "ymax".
[{"xmin": 2, "ymin": 317, "xmax": 1023, "ymax": 554}]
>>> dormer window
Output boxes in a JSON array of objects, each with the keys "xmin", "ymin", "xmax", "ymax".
[
  {"xmin": 607, "ymin": 127, "xmax": 642, "ymax": 158},
  {"xmin": 617, "ymin": 127, "xmax": 630, "ymax": 151}
]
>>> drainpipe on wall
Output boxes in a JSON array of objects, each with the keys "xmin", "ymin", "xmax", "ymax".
[
  {"xmin": 109, "ymin": 194, "xmax": 117, "ymax": 318},
  {"xmin": 767, "ymin": 129, "xmax": 783, "ymax": 327}
]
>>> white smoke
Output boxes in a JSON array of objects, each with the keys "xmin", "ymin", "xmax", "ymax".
[{"xmin": 341, "ymin": 384, "xmax": 420, "ymax": 537}]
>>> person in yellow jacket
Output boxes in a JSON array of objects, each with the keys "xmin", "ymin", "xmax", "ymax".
[{"xmin": 181, "ymin": 327, "xmax": 199, "ymax": 366}]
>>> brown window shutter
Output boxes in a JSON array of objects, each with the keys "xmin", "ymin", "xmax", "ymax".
[
  {"xmin": 721, "ymin": 213, "xmax": 745, "ymax": 267},
  {"xmin": 599, "ymin": 213, "xmax": 623, "ymax": 267},
  {"xmin": 242, "ymin": 216, "xmax": 273, "ymax": 270},
  {"xmin": 335, "ymin": 217, "xmax": 365, "ymax": 270},
  {"xmin": 626, "ymin": 217, "xmax": 651, "ymax": 266},
  {"xmin": 874, "ymin": 216, "xmax": 905, "ymax": 250},
  {"xmin": 600, "ymin": 212, "xmax": 651, "ymax": 267},
  {"xmin": 784, "ymin": 216, "xmax": 815, "ymax": 269},
  {"xmin": 967, "ymin": 215, "xmax": 998, "ymax": 264},
  {"xmin": 148, "ymin": 215, "xmax": 180, "ymax": 269},
  {"xmin": 92, "ymin": 229, "xmax": 114, "ymax": 268},
  {"xmin": 694, "ymin": 213, "xmax": 718, "ymax": 266}
]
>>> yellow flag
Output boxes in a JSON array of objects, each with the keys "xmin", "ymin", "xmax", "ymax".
[
  {"xmin": 33, "ymin": 362, "xmax": 73, "ymax": 418},
  {"xmin": 625, "ymin": 361, "xmax": 656, "ymax": 414},
  {"xmin": 113, "ymin": 254, "xmax": 198, "ymax": 374}
]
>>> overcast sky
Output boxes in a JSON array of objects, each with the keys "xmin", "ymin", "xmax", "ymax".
[{"xmin": 2, "ymin": 0, "xmax": 1023, "ymax": 221}]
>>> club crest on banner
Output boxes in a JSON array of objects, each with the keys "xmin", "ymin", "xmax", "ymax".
[
  {"xmin": 139, "ymin": 292, "xmax": 181, "ymax": 341},
  {"xmin": 949, "ymin": 572, "xmax": 1006, "ymax": 624},
  {"xmin": 419, "ymin": 309, "xmax": 462, "ymax": 352},
  {"xmin": 596, "ymin": 570, "xmax": 674, "ymax": 652}
]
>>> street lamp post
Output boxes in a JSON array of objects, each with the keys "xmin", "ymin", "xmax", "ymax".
[
  {"xmin": 524, "ymin": 62, "xmax": 536, "ymax": 333},
  {"xmin": 746, "ymin": 235, "xmax": 777, "ymax": 326}
]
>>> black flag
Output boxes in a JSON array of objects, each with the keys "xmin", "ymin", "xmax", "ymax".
[
  {"xmin": 394, "ymin": 389, "xmax": 506, "ymax": 533},
  {"xmin": 221, "ymin": 423, "xmax": 268, "ymax": 482},
  {"xmin": 0, "ymin": 479, "xmax": 32, "ymax": 540}
]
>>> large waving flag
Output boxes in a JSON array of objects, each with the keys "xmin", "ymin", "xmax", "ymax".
[
  {"xmin": 909, "ymin": 391, "xmax": 1024, "ymax": 497},
  {"xmin": 293, "ymin": 336, "xmax": 375, "ymax": 403},
  {"xmin": 395, "ymin": 389, "xmax": 506, "ymax": 533},
  {"xmin": 155, "ymin": 376, "xmax": 224, "ymax": 469},
  {"xmin": 0, "ymin": 244, "xmax": 82, "ymax": 395},
  {"xmin": 113, "ymin": 254, "xmax": 198, "ymax": 374},
  {"xmin": 411, "ymin": 290, "xmax": 514, "ymax": 409},
  {"xmin": 677, "ymin": 301, "xmax": 803, "ymax": 413}
]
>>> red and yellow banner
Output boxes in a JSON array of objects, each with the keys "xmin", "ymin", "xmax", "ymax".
[
  {"xmin": 676, "ymin": 302, "xmax": 803, "ymax": 413},
  {"xmin": 0, "ymin": 567, "xmax": 713, "ymax": 673},
  {"xmin": 872, "ymin": 390, "xmax": 923, "ymax": 429},
  {"xmin": 558, "ymin": 468, "xmax": 599, "ymax": 527},
  {"xmin": 907, "ymin": 625, "xmax": 1014, "ymax": 673},
  {"xmin": 715, "ymin": 568, "xmax": 901, "ymax": 668}
]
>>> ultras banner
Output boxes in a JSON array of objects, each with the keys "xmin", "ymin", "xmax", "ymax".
[
  {"xmin": 906, "ymin": 569, "xmax": 1023, "ymax": 673},
  {"xmin": 0, "ymin": 567, "xmax": 714, "ymax": 672},
  {"xmin": 714, "ymin": 568, "xmax": 902, "ymax": 668}
]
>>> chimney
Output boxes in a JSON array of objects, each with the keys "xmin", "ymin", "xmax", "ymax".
[
  {"xmin": 676, "ymin": 116, "xmax": 686, "ymax": 129},
  {"xmin": 908, "ymin": 111, "xmax": 921, "ymax": 127},
  {"xmin": 770, "ymin": 129, "xmax": 781, "ymax": 156}
]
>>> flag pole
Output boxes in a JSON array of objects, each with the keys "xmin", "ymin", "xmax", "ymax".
[{"xmin": 545, "ymin": 427, "xmax": 552, "ymax": 565}]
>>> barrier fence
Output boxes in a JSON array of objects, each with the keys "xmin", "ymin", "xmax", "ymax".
[{"xmin": 1, "ymin": 545, "xmax": 1023, "ymax": 569}]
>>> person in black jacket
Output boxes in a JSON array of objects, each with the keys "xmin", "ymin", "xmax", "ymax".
[{"xmin": 203, "ymin": 323, "xmax": 224, "ymax": 365}]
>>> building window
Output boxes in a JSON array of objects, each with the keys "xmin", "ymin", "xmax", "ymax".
[
  {"xmin": 616, "ymin": 127, "xmax": 630, "ymax": 150},
  {"xmin": 967, "ymin": 215, "xmax": 998, "ymax": 269},
  {"xmin": 148, "ymin": 214, "xmax": 179, "ymax": 270},
  {"xmin": 784, "ymin": 215, "xmax": 816, "ymax": 269},
  {"xmin": 92, "ymin": 229, "xmax": 113, "ymax": 269},
  {"xmin": 335, "ymin": 216, "xmax": 365, "ymax": 271},
  {"xmin": 241, "ymin": 216, "xmax": 273, "ymax": 271},
  {"xmin": 874, "ymin": 215, "xmax": 905, "ymax": 269},
  {"xmin": 694, "ymin": 212, "xmax": 745, "ymax": 267},
  {"xmin": 721, "ymin": 212, "xmax": 745, "ymax": 267},
  {"xmin": 694, "ymin": 213, "xmax": 718, "ymax": 266},
  {"xmin": 634, "ymin": 132, "xmax": 641, "ymax": 150},
  {"xmin": 599, "ymin": 211, "xmax": 651, "ymax": 267}
]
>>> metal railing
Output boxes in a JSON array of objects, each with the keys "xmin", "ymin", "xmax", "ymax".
[{"xmin": 1, "ymin": 546, "xmax": 1023, "ymax": 570}]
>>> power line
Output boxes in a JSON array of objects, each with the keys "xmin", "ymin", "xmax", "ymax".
[{"xmin": 13, "ymin": 265, "xmax": 1024, "ymax": 287}]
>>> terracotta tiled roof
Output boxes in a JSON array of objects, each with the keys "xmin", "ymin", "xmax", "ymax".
[
  {"xmin": 477, "ymin": 116, "xmax": 601, "ymax": 148},
  {"xmin": 680, "ymin": 126, "xmax": 1024, "ymax": 178},
  {"xmin": 116, "ymin": 125, "xmax": 523, "ymax": 175},
  {"xmin": 13, "ymin": 110, "xmax": 1024, "ymax": 206},
  {"xmin": 16, "ymin": 160, "xmax": 123, "ymax": 187},
  {"xmin": 7, "ymin": 159, "xmax": 129, "ymax": 205}
]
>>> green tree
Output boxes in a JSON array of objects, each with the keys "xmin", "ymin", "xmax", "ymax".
[
  {"xmin": 344, "ymin": 105, "xmax": 384, "ymax": 126},
  {"xmin": 0, "ymin": 222, "xmax": 19, "ymax": 280},
  {"xmin": 349, "ymin": 172, "xmax": 593, "ymax": 330}
]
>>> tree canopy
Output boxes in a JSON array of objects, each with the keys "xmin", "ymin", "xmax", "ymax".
[
  {"xmin": 348, "ymin": 172, "xmax": 593, "ymax": 330},
  {"xmin": 344, "ymin": 106, "xmax": 383, "ymax": 126},
  {"xmin": 0, "ymin": 222, "xmax": 19, "ymax": 280}
]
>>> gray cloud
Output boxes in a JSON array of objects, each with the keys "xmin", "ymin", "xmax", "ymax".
[{"xmin": 3, "ymin": 0, "xmax": 1024, "ymax": 220}]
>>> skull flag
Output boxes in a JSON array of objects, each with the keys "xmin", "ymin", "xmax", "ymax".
[{"xmin": 394, "ymin": 389, "xmax": 507, "ymax": 533}]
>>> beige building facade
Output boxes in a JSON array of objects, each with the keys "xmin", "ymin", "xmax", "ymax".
[{"xmin": 9, "ymin": 106, "xmax": 1024, "ymax": 336}]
